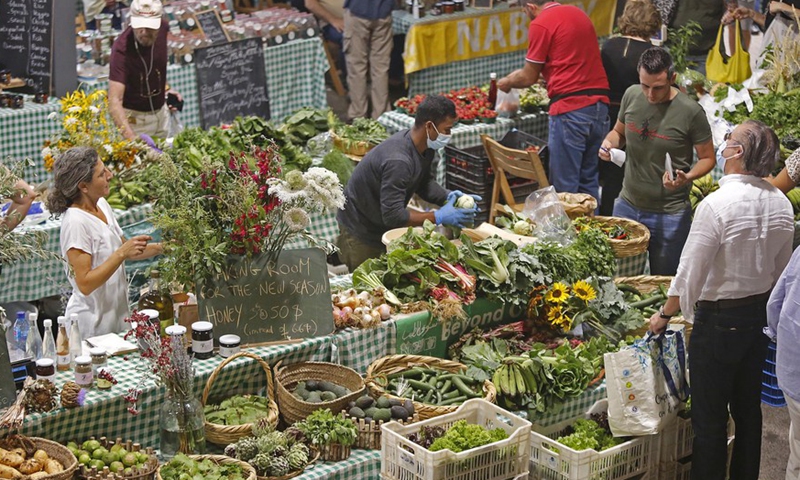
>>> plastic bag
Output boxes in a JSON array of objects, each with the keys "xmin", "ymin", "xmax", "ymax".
[
  {"xmin": 522, "ymin": 186, "xmax": 575, "ymax": 245},
  {"xmin": 495, "ymin": 88, "xmax": 520, "ymax": 118},
  {"xmin": 166, "ymin": 111, "xmax": 184, "ymax": 140},
  {"xmin": 306, "ymin": 131, "xmax": 333, "ymax": 158}
]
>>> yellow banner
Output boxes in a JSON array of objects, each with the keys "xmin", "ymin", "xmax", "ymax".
[{"xmin": 404, "ymin": 1, "xmax": 617, "ymax": 75}]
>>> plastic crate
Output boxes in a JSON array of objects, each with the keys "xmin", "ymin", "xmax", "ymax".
[
  {"xmin": 763, "ymin": 360, "xmax": 778, "ymax": 388},
  {"xmin": 446, "ymin": 173, "xmax": 539, "ymax": 205},
  {"xmin": 528, "ymin": 400, "xmax": 652, "ymax": 480},
  {"xmin": 762, "ymin": 383, "xmax": 787, "ymax": 407},
  {"xmin": 381, "ymin": 399, "xmax": 532, "ymax": 480},
  {"xmin": 654, "ymin": 413, "xmax": 734, "ymax": 467},
  {"xmin": 655, "ymin": 436, "xmax": 734, "ymax": 480}
]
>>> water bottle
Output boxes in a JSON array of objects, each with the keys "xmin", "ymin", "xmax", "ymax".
[
  {"xmin": 25, "ymin": 312, "xmax": 43, "ymax": 360},
  {"xmin": 42, "ymin": 319, "xmax": 57, "ymax": 364},
  {"xmin": 12, "ymin": 311, "xmax": 28, "ymax": 353}
]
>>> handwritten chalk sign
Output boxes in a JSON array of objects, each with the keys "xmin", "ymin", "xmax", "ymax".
[
  {"xmin": 195, "ymin": 9, "xmax": 230, "ymax": 46},
  {"xmin": 194, "ymin": 37, "xmax": 270, "ymax": 129},
  {"xmin": 197, "ymin": 248, "xmax": 334, "ymax": 346},
  {"xmin": 0, "ymin": 337, "xmax": 16, "ymax": 410},
  {"xmin": 0, "ymin": 0, "xmax": 54, "ymax": 93}
]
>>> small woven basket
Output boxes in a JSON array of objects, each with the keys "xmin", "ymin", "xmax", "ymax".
[
  {"xmin": 202, "ymin": 351, "xmax": 280, "ymax": 446},
  {"xmin": 21, "ymin": 437, "xmax": 78, "ymax": 480},
  {"xmin": 590, "ymin": 216, "xmax": 650, "ymax": 258},
  {"xmin": 274, "ymin": 361, "xmax": 365, "ymax": 425},
  {"xmin": 317, "ymin": 443, "xmax": 351, "ymax": 462},
  {"xmin": 156, "ymin": 455, "xmax": 256, "ymax": 480},
  {"xmin": 256, "ymin": 448, "xmax": 320, "ymax": 480},
  {"xmin": 614, "ymin": 275, "xmax": 691, "ymax": 339},
  {"xmin": 343, "ymin": 412, "xmax": 420, "ymax": 450},
  {"xmin": 558, "ymin": 192, "xmax": 597, "ymax": 219},
  {"xmin": 78, "ymin": 437, "xmax": 158, "ymax": 480},
  {"xmin": 365, "ymin": 355, "xmax": 496, "ymax": 421}
]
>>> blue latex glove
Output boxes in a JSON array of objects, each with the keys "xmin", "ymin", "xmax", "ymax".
[
  {"xmin": 434, "ymin": 197, "xmax": 476, "ymax": 228},
  {"xmin": 139, "ymin": 133, "xmax": 162, "ymax": 153},
  {"xmin": 446, "ymin": 190, "xmax": 464, "ymax": 204}
]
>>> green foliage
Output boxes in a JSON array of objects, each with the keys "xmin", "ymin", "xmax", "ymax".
[
  {"xmin": 159, "ymin": 453, "xmax": 245, "ymax": 480},
  {"xmin": 556, "ymin": 418, "xmax": 624, "ymax": 452},
  {"xmin": 203, "ymin": 394, "xmax": 271, "ymax": 426},
  {"xmin": 521, "ymin": 228, "xmax": 615, "ymax": 284},
  {"xmin": 666, "ymin": 21, "xmax": 702, "ymax": 73},
  {"xmin": 333, "ymin": 118, "xmax": 389, "ymax": 145},
  {"xmin": 295, "ymin": 409, "xmax": 357, "ymax": 447},
  {"xmin": 321, "ymin": 149, "xmax": 355, "ymax": 186},
  {"xmin": 428, "ymin": 420, "xmax": 508, "ymax": 453}
]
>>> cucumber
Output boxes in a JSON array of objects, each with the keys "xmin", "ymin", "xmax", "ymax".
[
  {"xmin": 439, "ymin": 395, "xmax": 468, "ymax": 406},
  {"xmin": 452, "ymin": 377, "xmax": 480, "ymax": 398},
  {"xmin": 629, "ymin": 295, "xmax": 664, "ymax": 309}
]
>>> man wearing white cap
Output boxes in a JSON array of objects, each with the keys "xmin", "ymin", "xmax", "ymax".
[{"xmin": 108, "ymin": 0, "xmax": 179, "ymax": 143}]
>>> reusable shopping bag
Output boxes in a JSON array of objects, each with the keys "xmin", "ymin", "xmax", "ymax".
[
  {"xmin": 604, "ymin": 326, "xmax": 690, "ymax": 436},
  {"xmin": 706, "ymin": 20, "xmax": 751, "ymax": 84}
]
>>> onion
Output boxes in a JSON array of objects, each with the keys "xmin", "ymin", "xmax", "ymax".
[{"xmin": 341, "ymin": 306, "xmax": 353, "ymax": 316}]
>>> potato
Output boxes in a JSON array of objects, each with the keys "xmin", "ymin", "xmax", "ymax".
[
  {"xmin": 32, "ymin": 450, "xmax": 48, "ymax": 463},
  {"xmin": 44, "ymin": 459, "xmax": 63, "ymax": 474},
  {"xmin": 0, "ymin": 464, "xmax": 21, "ymax": 479},
  {"xmin": 26, "ymin": 473, "xmax": 48, "ymax": 480},
  {"xmin": 0, "ymin": 452, "xmax": 24, "ymax": 468},
  {"xmin": 18, "ymin": 458, "xmax": 43, "ymax": 474},
  {"xmin": 9, "ymin": 450, "xmax": 24, "ymax": 460}
]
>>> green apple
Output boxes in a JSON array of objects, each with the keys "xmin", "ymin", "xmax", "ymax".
[
  {"xmin": 109, "ymin": 461, "xmax": 125, "ymax": 473},
  {"xmin": 78, "ymin": 453, "xmax": 92, "ymax": 466},
  {"xmin": 91, "ymin": 448, "xmax": 107, "ymax": 460},
  {"xmin": 89, "ymin": 459, "xmax": 105, "ymax": 470}
]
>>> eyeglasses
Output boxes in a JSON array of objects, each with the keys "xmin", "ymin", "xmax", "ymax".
[
  {"xmin": 724, "ymin": 131, "xmax": 732, "ymax": 141},
  {"xmin": 723, "ymin": 131, "xmax": 741, "ymax": 147}
]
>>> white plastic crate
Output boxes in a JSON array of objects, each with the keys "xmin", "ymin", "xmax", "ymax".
[
  {"xmin": 528, "ymin": 400, "xmax": 653, "ymax": 480},
  {"xmin": 655, "ymin": 436, "xmax": 734, "ymax": 480},
  {"xmin": 381, "ymin": 398, "xmax": 532, "ymax": 480},
  {"xmin": 654, "ymin": 413, "xmax": 735, "ymax": 467}
]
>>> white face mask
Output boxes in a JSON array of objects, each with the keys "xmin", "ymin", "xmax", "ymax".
[
  {"xmin": 716, "ymin": 140, "xmax": 742, "ymax": 174},
  {"xmin": 426, "ymin": 123, "xmax": 451, "ymax": 150}
]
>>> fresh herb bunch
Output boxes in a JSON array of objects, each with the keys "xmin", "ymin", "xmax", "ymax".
[
  {"xmin": 522, "ymin": 227, "xmax": 616, "ymax": 283},
  {"xmin": 294, "ymin": 409, "xmax": 357, "ymax": 447},
  {"xmin": 666, "ymin": 21, "xmax": 701, "ymax": 74},
  {"xmin": 555, "ymin": 417, "xmax": 624, "ymax": 452},
  {"xmin": 160, "ymin": 453, "xmax": 245, "ymax": 480},
  {"xmin": 333, "ymin": 118, "xmax": 389, "ymax": 146}
]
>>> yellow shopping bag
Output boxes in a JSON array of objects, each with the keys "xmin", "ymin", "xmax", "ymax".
[{"xmin": 706, "ymin": 20, "xmax": 751, "ymax": 84}]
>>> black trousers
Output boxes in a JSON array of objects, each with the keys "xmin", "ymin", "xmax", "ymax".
[{"xmin": 689, "ymin": 299, "xmax": 769, "ymax": 480}]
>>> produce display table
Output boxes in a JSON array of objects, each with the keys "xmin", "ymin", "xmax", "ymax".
[
  {"xmin": 296, "ymin": 450, "xmax": 380, "ymax": 479},
  {"xmin": 3, "ymin": 37, "xmax": 328, "ymax": 183}
]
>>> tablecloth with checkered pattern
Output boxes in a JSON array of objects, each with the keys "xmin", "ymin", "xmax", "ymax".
[
  {"xmin": 615, "ymin": 253, "xmax": 648, "ymax": 278},
  {"xmin": 297, "ymin": 449, "xmax": 380, "ymax": 479},
  {"xmin": 0, "ymin": 100, "xmax": 62, "ymax": 183},
  {"xmin": 514, "ymin": 383, "xmax": 608, "ymax": 427}
]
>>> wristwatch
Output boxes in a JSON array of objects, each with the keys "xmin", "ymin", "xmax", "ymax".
[{"xmin": 659, "ymin": 307, "xmax": 673, "ymax": 320}]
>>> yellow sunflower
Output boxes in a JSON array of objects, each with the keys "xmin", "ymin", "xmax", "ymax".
[
  {"xmin": 546, "ymin": 282, "xmax": 570, "ymax": 304},
  {"xmin": 547, "ymin": 305, "xmax": 563, "ymax": 321},
  {"xmin": 573, "ymin": 280, "xmax": 597, "ymax": 302}
]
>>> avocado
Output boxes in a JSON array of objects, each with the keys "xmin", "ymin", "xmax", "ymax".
[
  {"xmin": 373, "ymin": 408, "xmax": 392, "ymax": 422},
  {"xmin": 306, "ymin": 380, "xmax": 319, "ymax": 391},
  {"xmin": 376, "ymin": 397, "xmax": 391, "ymax": 409},
  {"xmin": 404, "ymin": 399, "xmax": 415, "ymax": 417},
  {"xmin": 332, "ymin": 386, "xmax": 348, "ymax": 398},
  {"xmin": 320, "ymin": 391, "xmax": 337, "ymax": 402},
  {"xmin": 292, "ymin": 392, "xmax": 304, "ymax": 400},
  {"xmin": 364, "ymin": 407, "xmax": 377, "ymax": 418},
  {"xmin": 306, "ymin": 391, "xmax": 322, "ymax": 403},
  {"xmin": 356, "ymin": 396, "xmax": 374, "ymax": 410},
  {"xmin": 349, "ymin": 407, "xmax": 365, "ymax": 419},
  {"xmin": 348, "ymin": 400, "xmax": 356, "ymax": 409},
  {"xmin": 391, "ymin": 405, "xmax": 409, "ymax": 420},
  {"xmin": 319, "ymin": 381, "xmax": 336, "ymax": 392},
  {"xmin": 389, "ymin": 398, "xmax": 403, "ymax": 407}
]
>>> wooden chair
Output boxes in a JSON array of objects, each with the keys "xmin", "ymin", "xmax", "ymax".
[
  {"xmin": 481, "ymin": 134, "xmax": 549, "ymax": 224},
  {"xmin": 323, "ymin": 39, "xmax": 347, "ymax": 97}
]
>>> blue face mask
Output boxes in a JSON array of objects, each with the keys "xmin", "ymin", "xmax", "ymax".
[
  {"xmin": 427, "ymin": 123, "xmax": 451, "ymax": 150},
  {"xmin": 716, "ymin": 140, "xmax": 742, "ymax": 174}
]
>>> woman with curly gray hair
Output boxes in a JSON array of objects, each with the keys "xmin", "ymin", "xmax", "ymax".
[{"xmin": 46, "ymin": 146, "xmax": 162, "ymax": 337}]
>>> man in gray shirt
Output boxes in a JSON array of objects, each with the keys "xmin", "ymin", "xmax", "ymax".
[{"xmin": 336, "ymin": 96, "xmax": 478, "ymax": 271}]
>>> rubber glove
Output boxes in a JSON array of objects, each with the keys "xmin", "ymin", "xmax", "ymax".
[
  {"xmin": 446, "ymin": 190, "xmax": 464, "ymax": 203},
  {"xmin": 434, "ymin": 197, "xmax": 476, "ymax": 228},
  {"xmin": 139, "ymin": 133, "xmax": 162, "ymax": 153}
]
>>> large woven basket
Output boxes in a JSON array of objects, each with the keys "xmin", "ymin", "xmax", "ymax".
[
  {"xmin": 365, "ymin": 355, "xmax": 496, "ymax": 421},
  {"xmin": 256, "ymin": 448, "xmax": 320, "ymax": 480},
  {"xmin": 0, "ymin": 436, "xmax": 78, "ymax": 480},
  {"xmin": 202, "ymin": 351, "xmax": 280, "ymax": 446},
  {"xmin": 156, "ymin": 455, "xmax": 256, "ymax": 480},
  {"xmin": 274, "ymin": 361, "xmax": 365, "ymax": 425},
  {"xmin": 78, "ymin": 437, "xmax": 158, "ymax": 480},
  {"xmin": 590, "ymin": 216, "xmax": 650, "ymax": 258},
  {"xmin": 614, "ymin": 275, "xmax": 691, "ymax": 339},
  {"xmin": 558, "ymin": 192, "xmax": 597, "ymax": 219}
]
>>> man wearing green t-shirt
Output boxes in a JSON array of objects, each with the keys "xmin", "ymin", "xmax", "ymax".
[{"xmin": 599, "ymin": 48, "xmax": 714, "ymax": 275}]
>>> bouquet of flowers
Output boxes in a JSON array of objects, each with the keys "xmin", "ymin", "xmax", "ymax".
[
  {"xmin": 527, "ymin": 280, "xmax": 598, "ymax": 332},
  {"xmin": 151, "ymin": 142, "xmax": 344, "ymax": 287}
]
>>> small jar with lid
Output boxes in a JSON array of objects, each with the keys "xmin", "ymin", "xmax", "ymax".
[
  {"xmin": 35, "ymin": 359, "xmax": 56, "ymax": 384},
  {"xmin": 218, "ymin": 335, "xmax": 241, "ymax": 358},
  {"xmin": 191, "ymin": 322, "xmax": 214, "ymax": 359},
  {"xmin": 74, "ymin": 356, "xmax": 93, "ymax": 388},
  {"xmin": 166, "ymin": 325, "xmax": 189, "ymax": 351},
  {"xmin": 453, "ymin": 0, "xmax": 465, "ymax": 12},
  {"xmin": 89, "ymin": 347, "xmax": 108, "ymax": 376}
]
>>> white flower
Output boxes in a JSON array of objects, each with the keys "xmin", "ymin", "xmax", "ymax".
[
  {"xmin": 68, "ymin": 106, "xmax": 81, "ymax": 113},
  {"xmin": 104, "ymin": 144, "xmax": 114, "ymax": 155},
  {"xmin": 284, "ymin": 207, "xmax": 310, "ymax": 232},
  {"xmin": 284, "ymin": 170, "xmax": 307, "ymax": 190},
  {"xmin": 64, "ymin": 117, "xmax": 78, "ymax": 126},
  {"xmin": 89, "ymin": 106, "xmax": 100, "ymax": 114},
  {"xmin": 268, "ymin": 181, "xmax": 309, "ymax": 204},
  {"xmin": 41, "ymin": 147, "xmax": 52, "ymax": 159},
  {"xmin": 47, "ymin": 111, "xmax": 58, "ymax": 120},
  {"xmin": 303, "ymin": 167, "xmax": 345, "ymax": 211}
]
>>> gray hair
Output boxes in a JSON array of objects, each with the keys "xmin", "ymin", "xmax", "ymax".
[
  {"xmin": 45, "ymin": 146, "xmax": 98, "ymax": 215},
  {"xmin": 737, "ymin": 120, "xmax": 780, "ymax": 177}
]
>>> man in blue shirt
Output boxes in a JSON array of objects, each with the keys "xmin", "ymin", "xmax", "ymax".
[{"xmin": 343, "ymin": 0, "xmax": 394, "ymax": 120}]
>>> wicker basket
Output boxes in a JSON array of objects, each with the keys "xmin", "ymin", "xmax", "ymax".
[
  {"xmin": 0, "ymin": 436, "xmax": 78, "ymax": 480},
  {"xmin": 590, "ymin": 216, "xmax": 650, "ymax": 258},
  {"xmin": 365, "ymin": 355, "xmax": 497, "ymax": 421},
  {"xmin": 274, "ymin": 361, "xmax": 365, "ymax": 425},
  {"xmin": 343, "ymin": 412, "xmax": 420, "ymax": 450},
  {"xmin": 256, "ymin": 448, "xmax": 320, "ymax": 480},
  {"xmin": 558, "ymin": 192, "xmax": 598, "ymax": 219},
  {"xmin": 614, "ymin": 275, "xmax": 691, "ymax": 339},
  {"xmin": 330, "ymin": 130, "xmax": 375, "ymax": 157},
  {"xmin": 318, "ymin": 443, "xmax": 351, "ymax": 462},
  {"xmin": 156, "ymin": 455, "xmax": 256, "ymax": 480},
  {"xmin": 202, "ymin": 351, "xmax": 280, "ymax": 446},
  {"xmin": 77, "ymin": 437, "xmax": 158, "ymax": 480}
]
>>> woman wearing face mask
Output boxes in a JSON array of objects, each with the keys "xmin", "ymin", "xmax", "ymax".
[
  {"xmin": 649, "ymin": 120, "xmax": 794, "ymax": 480},
  {"xmin": 335, "ymin": 95, "xmax": 481, "ymax": 272}
]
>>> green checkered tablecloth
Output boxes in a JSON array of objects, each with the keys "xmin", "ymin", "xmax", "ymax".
[
  {"xmin": 297, "ymin": 449, "xmax": 380, "ymax": 479},
  {"xmin": 515, "ymin": 383, "xmax": 608, "ymax": 427},
  {"xmin": 392, "ymin": 8, "xmax": 528, "ymax": 96},
  {"xmin": 0, "ymin": 100, "xmax": 62, "ymax": 182},
  {"xmin": 0, "ymin": 203, "xmax": 155, "ymax": 304},
  {"xmin": 616, "ymin": 252, "xmax": 648, "ymax": 278}
]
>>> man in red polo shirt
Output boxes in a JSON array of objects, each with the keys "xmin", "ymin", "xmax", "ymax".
[{"xmin": 499, "ymin": 1, "xmax": 609, "ymax": 202}]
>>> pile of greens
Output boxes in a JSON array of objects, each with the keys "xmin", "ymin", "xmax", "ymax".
[
  {"xmin": 521, "ymin": 228, "xmax": 616, "ymax": 283},
  {"xmin": 171, "ymin": 126, "xmax": 235, "ymax": 176},
  {"xmin": 407, "ymin": 420, "xmax": 508, "ymax": 453},
  {"xmin": 321, "ymin": 149, "xmax": 355, "ymax": 186},
  {"xmin": 160, "ymin": 453, "xmax": 246, "ymax": 480},
  {"xmin": 334, "ymin": 118, "xmax": 388, "ymax": 146},
  {"xmin": 554, "ymin": 415, "xmax": 624, "ymax": 452},
  {"xmin": 723, "ymin": 91, "xmax": 800, "ymax": 156},
  {"xmin": 204, "ymin": 394, "xmax": 272, "ymax": 426}
]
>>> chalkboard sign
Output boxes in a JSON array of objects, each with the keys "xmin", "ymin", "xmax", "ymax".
[
  {"xmin": 197, "ymin": 248, "xmax": 334, "ymax": 346},
  {"xmin": 194, "ymin": 37, "xmax": 270, "ymax": 129},
  {"xmin": 195, "ymin": 9, "xmax": 230, "ymax": 46},
  {"xmin": 0, "ymin": 337, "xmax": 16, "ymax": 410},
  {"xmin": 0, "ymin": 0, "xmax": 54, "ymax": 93}
]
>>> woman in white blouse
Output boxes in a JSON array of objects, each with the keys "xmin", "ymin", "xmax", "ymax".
[{"xmin": 46, "ymin": 147, "xmax": 162, "ymax": 337}]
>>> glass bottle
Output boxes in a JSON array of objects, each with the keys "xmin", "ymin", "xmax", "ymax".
[
  {"xmin": 488, "ymin": 72, "xmax": 498, "ymax": 109},
  {"xmin": 69, "ymin": 313, "xmax": 83, "ymax": 368},
  {"xmin": 159, "ymin": 390, "xmax": 206, "ymax": 461},
  {"xmin": 41, "ymin": 319, "xmax": 57, "ymax": 364},
  {"xmin": 56, "ymin": 316, "xmax": 70, "ymax": 371},
  {"xmin": 12, "ymin": 311, "xmax": 28, "ymax": 354},
  {"xmin": 138, "ymin": 270, "xmax": 174, "ymax": 337},
  {"xmin": 25, "ymin": 312, "xmax": 42, "ymax": 360}
]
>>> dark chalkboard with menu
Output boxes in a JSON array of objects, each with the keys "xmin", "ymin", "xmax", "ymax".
[
  {"xmin": 195, "ymin": 9, "xmax": 230, "ymax": 46},
  {"xmin": 196, "ymin": 248, "xmax": 334, "ymax": 347},
  {"xmin": 194, "ymin": 37, "xmax": 270, "ymax": 129},
  {"xmin": 0, "ymin": 0, "xmax": 54, "ymax": 94}
]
